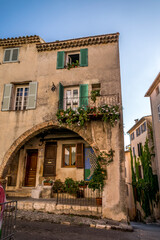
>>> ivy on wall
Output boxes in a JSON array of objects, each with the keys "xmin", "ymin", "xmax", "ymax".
[{"xmin": 131, "ymin": 139, "xmax": 159, "ymax": 217}]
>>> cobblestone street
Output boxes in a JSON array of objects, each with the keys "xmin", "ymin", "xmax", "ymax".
[{"xmin": 15, "ymin": 219, "xmax": 160, "ymax": 240}]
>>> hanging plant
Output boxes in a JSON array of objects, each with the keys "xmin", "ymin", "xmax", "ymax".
[
  {"xmin": 91, "ymin": 90, "xmax": 100, "ymax": 102},
  {"xmin": 56, "ymin": 105, "xmax": 120, "ymax": 127}
]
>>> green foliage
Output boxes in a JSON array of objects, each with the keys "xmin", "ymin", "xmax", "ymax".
[
  {"xmin": 52, "ymin": 179, "xmax": 64, "ymax": 193},
  {"xmin": 67, "ymin": 60, "xmax": 79, "ymax": 70},
  {"xmin": 88, "ymin": 149, "xmax": 114, "ymax": 193},
  {"xmin": 56, "ymin": 105, "xmax": 120, "ymax": 127},
  {"xmin": 64, "ymin": 178, "xmax": 79, "ymax": 194},
  {"xmin": 91, "ymin": 90, "xmax": 100, "ymax": 102},
  {"xmin": 131, "ymin": 139, "xmax": 159, "ymax": 217}
]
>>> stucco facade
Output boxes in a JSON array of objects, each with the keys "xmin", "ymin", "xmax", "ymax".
[
  {"xmin": 0, "ymin": 33, "xmax": 127, "ymax": 221},
  {"xmin": 145, "ymin": 73, "xmax": 160, "ymax": 189}
]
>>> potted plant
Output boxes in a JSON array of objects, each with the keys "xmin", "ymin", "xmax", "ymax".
[
  {"xmin": 78, "ymin": 180, "xmax": 88, "ymax": 189},
  {"xmin": 88, "ymin": 162, "xmax": 106, "ymax": 205},
  {"xmin": 43, "ymin": 178, "xmax": 54, "ymax": 186},
  {"xmin": 64, "ymin": 178, "xmax": 79, "ymax": 195},
  {"xmin": 52, "ymin": 179, "xmax": 64, "ymax": 193},
  {"xmin": 88, "ymin": 150, "xmax": 114, "ymax": 206}
]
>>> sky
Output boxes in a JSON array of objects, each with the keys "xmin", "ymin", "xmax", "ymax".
[{"xmin": 1, "ymin": 0, "xmax": 160, "ymax": 146}]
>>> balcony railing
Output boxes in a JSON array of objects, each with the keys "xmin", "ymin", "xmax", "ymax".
[{"xmin": 58, "ymin": 94, "xmax": 119, "ymax": 110}]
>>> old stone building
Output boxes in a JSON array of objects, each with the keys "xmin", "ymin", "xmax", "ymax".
[{"xmin": 0, "ymin": 33, "xmax": 126, "ymax": 221}]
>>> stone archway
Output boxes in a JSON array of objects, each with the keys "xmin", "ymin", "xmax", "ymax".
[{"xmin": 0, "ymin": 120, "xmax": 97, "ymax": 179}]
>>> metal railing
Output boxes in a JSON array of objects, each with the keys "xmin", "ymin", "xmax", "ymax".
[
  {"xmin": 58, "ymin": 94, "xmax": 119, "ymax": 110},
  {"xmin": 52, "ymin": 184, "xmax": 102, "ymax": 207},
  {"xmin": 0, "ymin": 201, "xmax": 17, "ymax": 240}
]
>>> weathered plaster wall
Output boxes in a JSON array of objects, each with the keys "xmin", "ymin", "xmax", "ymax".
[{"xmin": 0, "ymin": 39, "xmax": 126, "ymax": 221}]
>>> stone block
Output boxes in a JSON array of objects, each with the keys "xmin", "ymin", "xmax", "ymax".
[
  {"xmin": 72, "ymin": 205, "xmax": 81, "ymax": 211},
  {"xmin": 106, "ymin": 225, "xmax": 111, "ymax": 230},
  {"xmin": 96, "ymin": 224, "xmax": 106, "ymax": 229},
  {"xmin": 45, "ymin": 203, "xmax": 56, "ymax": 213},
  {"xmin": 33, "ymin": 202, "xmax": 46, "ymax": 211},
  {"xmin": 17, "ymin": 201, "xmax": 24, "ymax": 210},
  {"xmin": 23, "ymin": 202, "xmax": 33, "ymax": 210},
  {"xmin": 90, "ymin": 224, "xmax": 96, "ymax": 228},
  {"xmin": 56, "ymin": 204, "xmax": 64, "ymax": 210},
  {"xmin": 61, "ymin": 221, "xmax": 70, "ymax": 225},
  {"xmin": 41, "ymin": 187, "xmax": 52, "ymax": 199}
]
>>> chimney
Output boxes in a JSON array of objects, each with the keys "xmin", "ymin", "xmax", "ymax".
[{"xmin": 134, "ymin": 119, "xmax": 139, "ymax": 124}]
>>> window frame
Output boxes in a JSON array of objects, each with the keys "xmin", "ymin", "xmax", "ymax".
[
  {"xmin": 65, "ymin": 51, "xmax": 80, "ymax": 66},
  {"xmin": 62, "ymin": 144, "xmax": 76, "ymax": 168},
  {"xmin": 14, "ymin": 85, "xmax": 29, "ymax": 111},
  {"xmin": 64, "ymin": 87, "xmax": 79, "ymax": 110},
  {"xmin": 3, "ymin": 48, "xmax": 19, "ymax": 63},
  {"xmin": 131, "ymin": 132, "xmax": 135, "ymax": 141}
]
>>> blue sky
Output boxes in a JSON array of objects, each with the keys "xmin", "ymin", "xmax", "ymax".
[{"xmin": 1, "ymin": 0, "xmax": 160, "ymax": 146}]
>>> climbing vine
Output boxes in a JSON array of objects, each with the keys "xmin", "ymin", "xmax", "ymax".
[{"xmin": 131, "ymin": 139, "xmax": 159, "ymax": 217}]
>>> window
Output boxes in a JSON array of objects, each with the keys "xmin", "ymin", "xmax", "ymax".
[
  {"xmin": 3, "ymin": 48, "xmax": 19, "ymax": 63},
  {"xmin": 136, "ymin": 127, "xmax": 141, "ymax": 137},
  {"xmin": 141, "ymin": 122, "xmax": 146, "ymax": 133},
  {"xmin": 137, "ymin": 143, "xmax": 142, "ymax": 157},
  {"xmin": 133, "ymin": 147, "xmax": 135, "ymax": 157},
  {"xmin": 57, "ymin": 49, "xmax": 88, "ymax": 69},
  {"xmin": 59, "ymin": 83, "xmax": 88, "ymax": 110},
  {"xmin": 138, "ymin": 165, "xmax": 142, "ymax": 179},
  {"xmin": 62, "ymin": 143, "xmax": 84, "ymax": 168},
  {"xmin": 64, "ymin": 87, "xmax": 79, "ymax": 110},
  {"xmin": 15, "ymin": 86, "xmax": 29, "ymax": 110},
  {"xmin": 131, "ymin": 132, "xmax": 134, "ymax": 141},
  {"xmin": 1, "ymin": 82, "xmax": 37, "ymax": 111},
  {"xmin": 158, "ymin": 105, "xmax": 160, "ymax": 121},
  {"xmin": 63, "ymin": 145, "xmax": 76, "ymax": 167}
]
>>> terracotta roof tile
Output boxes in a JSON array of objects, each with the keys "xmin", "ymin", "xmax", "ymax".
[
  {"xmin": 0, "ymin": 35, "xmax": 45, "ymax": 47},
  {"xmin": 36, "ymin": 33, "xmax": 119, "ymax": 52}
]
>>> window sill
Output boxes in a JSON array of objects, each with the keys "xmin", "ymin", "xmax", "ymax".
[{"xmin": 2, "ymin": 61, "xmax": 20, "ymax": 64}]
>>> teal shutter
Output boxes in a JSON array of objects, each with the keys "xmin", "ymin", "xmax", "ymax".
[
  {"xmin": 26, "ymin": 82, "xmax": 38, "ymax": 109},
  {"xmin": 57, "ymin": 51, "xmax": 64, "ymax": 69},
  {"xmin": 59, "ymin": 83, "xmax": 64, "ymax": 110},
  {"xmin": 80, "ymin": 49, "xmax": 88, "ymax": 67},
  {"xmin": 80, "ymin": 84, "xmax": 88, "ymax": 109},
  {"xmin": 1, "ymin": 84, "xmax": 13, "ymax": 111}
]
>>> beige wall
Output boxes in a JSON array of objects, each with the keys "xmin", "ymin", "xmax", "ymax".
[
  {"xmin": 150, "ymin": 82, "xmax": 160, "ymax": 187},
  {"xmin": 0, "ymin": 38, "xmax": 126, "ymax": 221},
  {"xmin": 125, "ymin": 151, "xmax": 136, "ymax": 220}
]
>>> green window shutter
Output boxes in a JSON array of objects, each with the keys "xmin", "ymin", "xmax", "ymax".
[
  {"xmin": 80, "ymin": 49, "xmax": 88, "ymax": 67},
  {"xmin": 57, "ymin": 51, "xmax": 64, "ymax": 69},
  {"xmin": 1, "ymin": 84, "xmax": 13, "ymax": 111},
  {"xmin": 59, "ymin": 83, "xmax": 64, "ymax": 110},
  {"xmin": 26, "ymin": 82, "xmax": 38, "ymax": 110},
  {"xmin": 80, "ymin": 84, "xmax": 88, "ymax": 109}
]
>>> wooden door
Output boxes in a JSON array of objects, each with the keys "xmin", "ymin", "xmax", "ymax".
[
  {"xmin": 25, "ymin": 150, "xmax": 38, "ymax": 187},
  {"xmin": 43, "ymin": 142, "xmax": 57, "ymax": 177}
]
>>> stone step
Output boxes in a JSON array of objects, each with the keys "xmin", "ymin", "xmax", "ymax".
[{"xmin": 6, "ymin": 189, "xmax": 32, "ymax": 198}]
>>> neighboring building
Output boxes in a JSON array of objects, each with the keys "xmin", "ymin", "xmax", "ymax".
[
  {"xmin": 0, "ymin": 33, "xmax": 127, "ymax": 221},
  {"xmin": 145, "ymin": 73, "xmax": 160, "ymax": 189},
  {"xmin": 127, "ymin": 116, "xmax": 159, "ymax": 220},
  {"xmin": 125, "ymin": 146, "xmax": 136, "ymax": 220}
]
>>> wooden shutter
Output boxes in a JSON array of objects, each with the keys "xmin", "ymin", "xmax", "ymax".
[
  {"xmin": 12, "ymin": 48, "xmax": 19, "ymax": 61},
  {"xmin": 44, "ymin": 142, "xmax": 57, "ymax": 176},
  {"xmin": 76, "ymin": 143, "xmax": 84, "ymax": 168},
  {"xmin": 26, "ymin": 82, "xmax": 37, "ymax": 109},
  {"xmin": 80, "ymin": 49, "xmax": 88, "ymax": 67},
  {"xmin": 4, "ymin": 49, "xmax": 11, "ymax": 62},
  {"xmin": 57, "ymin": 51, "xmax": 64, "ymax": 69},
  {"xmin": 59, "ymin": 82, "xmax": 64, "ymax": 110},
  {"xmin": 80, "ymin": 84, "xmax": 88, "ymax": 109},
  {"xmin": 1, "ymin": 84, "xmax": 13, "ymax": 111}
]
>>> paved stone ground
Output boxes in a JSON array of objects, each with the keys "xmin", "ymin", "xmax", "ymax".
[
  {"xmin": 14, "ymin": 219, "xmax": 160, "ymax": 240},
  {"xmin": 16, "ymin": 210, "xmax": 132, "ymax": 231}
]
